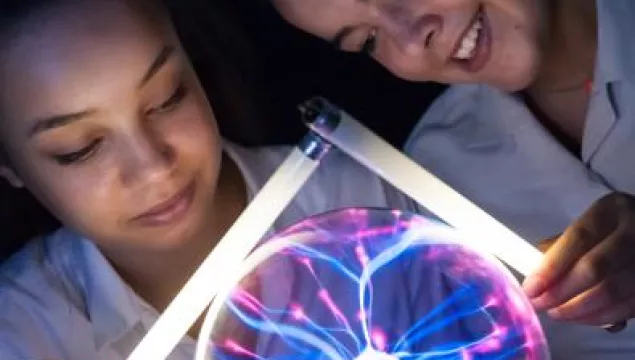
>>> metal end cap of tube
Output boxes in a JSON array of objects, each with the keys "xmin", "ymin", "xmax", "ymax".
[
  {"xmin": 298, "ymin": 97, "xmax": 341, "ymax": 134},
  {"xmin": 298, "ymin": 132, "xmax": 332, "ymax": 161}
]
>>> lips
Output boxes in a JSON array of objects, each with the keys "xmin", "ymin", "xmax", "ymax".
[
  {"xmin": 449, "ymin": 5, "xmax": 492, "ymax": 74},
  {"xmin": 132, "ymin": 180, "xmax": 196, "ymax": 227}
]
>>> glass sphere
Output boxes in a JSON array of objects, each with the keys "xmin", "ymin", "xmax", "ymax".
[{"xmin": 198, "ymin": 208, "xmax": 549, "ymax": 360}]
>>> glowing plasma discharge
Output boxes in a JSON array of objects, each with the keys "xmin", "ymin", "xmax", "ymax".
[{"xmin": 202, "ymin": 208, "xmax": 549, "ymax": 360}]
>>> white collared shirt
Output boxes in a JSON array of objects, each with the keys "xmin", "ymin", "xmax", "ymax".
[
  {"xmin": 404, "ymin": 0, "xmax": 635, "ymax": 358},
  {"xmin": 0, "ymin": 143, "xmax": 409, "ymax": 360}
]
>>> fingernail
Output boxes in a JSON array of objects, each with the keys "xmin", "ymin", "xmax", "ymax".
[
  {"xmin": 531, "ymin": 296, "xmax": 548, "ymax": 310},
  {"xmin": 523, "ymin": 276, "xmax": 545, "ymax": 298},
  {"xmin": 547, "ymin": 308, "xmax": 563, "ymax": 319},
  {"xmin": 604, "ymin": 322, "xmax": 628, "ymax": 333}
]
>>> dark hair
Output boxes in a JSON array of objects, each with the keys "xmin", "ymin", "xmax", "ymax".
[
  {"xmin": 163, "ymin": 0, "xmax": 276, "ymax": 146},
  {"xmin": 0, "ymin": 0, "xmax": 68, "ymax": 46},
  {"xmin": 0, "ymin": 144, "xmax": 61, "ymax": 261},
  {"xmin": 0, "ymin": 0, "xmax": 56, "ymax": 20}
]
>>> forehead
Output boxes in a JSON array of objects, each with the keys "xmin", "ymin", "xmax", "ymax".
[{"xmin": 0, "ymin": 0, "xmax": 171, "ymax": 133}]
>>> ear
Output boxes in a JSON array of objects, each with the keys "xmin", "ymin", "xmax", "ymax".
[{"xmin": 0, "ymin": 166, "xmax": 24, "ymax": 188}]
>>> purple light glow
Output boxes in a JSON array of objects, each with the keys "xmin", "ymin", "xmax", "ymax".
[{"xmin": 204, "ymin": 208, "xmax": 549, "ymax": 360}]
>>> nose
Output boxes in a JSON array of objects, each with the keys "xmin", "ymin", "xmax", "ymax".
[
  {"xmin": 375, "ymin": 2, "xmax": 442, "ymax": 53},
  {"xmin": 119, "ymin": 127, "xmax": 176, "ymax": 187}
]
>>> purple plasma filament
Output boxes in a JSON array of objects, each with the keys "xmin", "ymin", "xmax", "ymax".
[{"xmin": 208, "ymin": 208, "xmax": 549, "ymax": 360}]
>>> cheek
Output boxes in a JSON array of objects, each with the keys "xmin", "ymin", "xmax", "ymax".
[
  {"xmin": 495, "ymin": 37, "xmax": 540, "ymax": 90},
  {"xmin": 374, "ymin": 40, "xmax": 434, "ymax": 82},
  {"xmin": 482, "ymin": 0, "xmax": 541, "ymax": 88},
  {"xmin": 23, "ymin": 164, "xmax": 123, "ymax": 237},
  {"xmin": 57, "ymin": 178, "xmax": 118, "ymax": 224},
  {"xmin": 492, "ymin": 0, "xmax": 540, "ymax": 44},
  {"xmin": 162, "ymin": 96, "xmax": 221, "ymax": 168},
  {"xmin": 488, "ymin": 0, "xmax": 537, "ymax": 22}
]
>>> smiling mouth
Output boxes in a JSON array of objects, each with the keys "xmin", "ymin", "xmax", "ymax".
[{"xmin": 450, "ymin": 5, "xmax": 491, "ymax": 73}]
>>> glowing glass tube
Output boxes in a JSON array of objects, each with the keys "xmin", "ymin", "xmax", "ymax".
[
  {"xmin": 298, "ymin": 97, "xmax": 543, "ymax": 277},
  {"xmin": 127, "ymin": 133, "xmax": 332, "ymax": 360}
]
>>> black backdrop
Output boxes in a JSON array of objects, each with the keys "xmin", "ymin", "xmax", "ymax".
[{"xmin": 0, "ymin": 0, "xmax": 446, "ymax": 259}]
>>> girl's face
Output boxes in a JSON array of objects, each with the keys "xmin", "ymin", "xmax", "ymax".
[
  {"xmin": 0, "ymin": 1, "xmax": 222, "ymax": 252},
  {"xmin": 273, "ymin": 0, "xmax": 543, "ymax": 91}
]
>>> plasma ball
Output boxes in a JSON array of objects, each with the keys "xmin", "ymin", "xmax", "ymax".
[{"xmin": 205, "ymin": 208, "xmax": 550, "ymax": 360}]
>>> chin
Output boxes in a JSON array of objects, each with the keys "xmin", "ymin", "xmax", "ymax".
[
  {"xmin": 493, "ymin": 44, "xmax": 541, "ymax": 92},
  {"xmin": 493, "ymin": 74, "xmax": 535, "ymax": 92},
  {"xmin": 140, "ymin": 210, "xmax": 208, "ymax": 252},
  {"xmin": 135, "ymin": 227, "xmax": 196, "ymax": 252}
]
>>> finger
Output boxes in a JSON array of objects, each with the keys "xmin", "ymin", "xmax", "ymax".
[
  {"xmin": 531, "ymin": 231, "xmax": 627, "ymax": 310},
  {"xmin": 553, "ymin": 297, "xmax": 635, "ymax": 327},
  {"xmin": 546, "ymin": 268, "xmax": 635, "ymax": 322},
  {"xmin": 523, "ymin": 223, "xmax": 604, "ymax": 299}
]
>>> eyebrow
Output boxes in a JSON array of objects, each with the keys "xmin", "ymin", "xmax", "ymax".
[
  {"xmin": 139, "ymin": 45, "xmax": 175, "ymax": 88},
  {"xmin": 331, "ymin": 26, "xmax": 354, "ymax": 50},
  {"xmin": 28, "ymin": 110, "xmax": 96, "ymax": 137}
]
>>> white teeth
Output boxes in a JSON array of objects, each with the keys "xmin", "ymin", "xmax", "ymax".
[{"xmin": 454, "ymin": 17, "xmax": 482, "ymax": 60}]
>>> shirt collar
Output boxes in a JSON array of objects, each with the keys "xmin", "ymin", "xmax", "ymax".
[
  {"xmin": 77, "ymin": 237, "xmax": 146, "ymax": 350},
  {"xmin": 222, "ymin": 141, "xmax": 259, "ymax": 200},
  {"xmin": 594, "ymin": 0, "xmax": 635, "ymax": 86}
]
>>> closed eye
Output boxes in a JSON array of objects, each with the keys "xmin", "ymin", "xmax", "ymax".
[
  {"xmin": 148, "ymin": 82, "xmax": 189, "ymax": 115},
  {"xmin": 52, "ymin": 139, "xmax": 101, "ymax": 165}
]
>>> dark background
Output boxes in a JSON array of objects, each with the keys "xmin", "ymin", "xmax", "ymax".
[{"xmin": 0, "ymin": 0, "xmax": 446, "ymax": 259}]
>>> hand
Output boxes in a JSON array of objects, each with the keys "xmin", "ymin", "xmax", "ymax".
[{"xmin": 522, "ymin": 192, "xmax": 635, "ymax": 328}]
